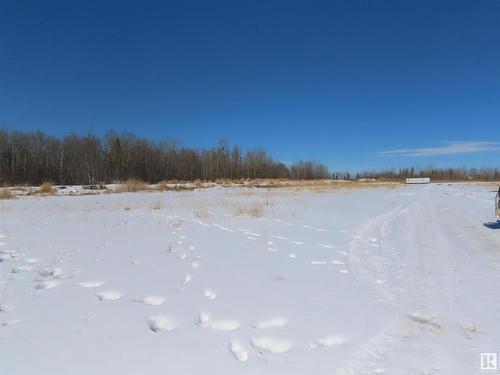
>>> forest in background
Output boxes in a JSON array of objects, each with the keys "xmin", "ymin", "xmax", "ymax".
[
  {"xmin": 0, "ymin": 129, "xmax": 499, "ymax": 186},
  {"xmin": 0, "ymin": 129, "xmax": 329, "ymax": 185}
]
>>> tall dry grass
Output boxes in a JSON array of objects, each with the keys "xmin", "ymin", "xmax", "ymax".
[
  {"xmin": 117, "ymin": 178, "xmax": 148, "ymax": 192},
  {"xmin": 39, "ymin": 181, "xmax": 55, "ymax": 194},
  {"xmin": 0, "ymin": 188, "xmax": 14, "ymax": 199},
  {"xmin": 235, "ymin": 203, "xmax": 265, "ymax": 218}
]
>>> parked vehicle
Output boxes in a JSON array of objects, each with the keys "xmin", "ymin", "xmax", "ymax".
[{"xmin": 496, "ymin": 186, "xmax": 500, "ymax": 220}]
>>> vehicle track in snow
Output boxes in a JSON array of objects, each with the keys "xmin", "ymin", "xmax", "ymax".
[{"xmin": 341, "ymin": 185, "xmax": 500, "ymax": 374}]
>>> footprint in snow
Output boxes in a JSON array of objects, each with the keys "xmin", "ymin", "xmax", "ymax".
[
  {"xmin": 148, "ymin": 316, "xmax": 176, "ymax": 332},
  {"xmin": 1, "ymin": 319, "xmax": 21, "ymax": 328},
  {"xmin": 183, "ymin": 274, "xmax": 192, "ymax": 283},
  {"xmin": 317, "ymin": 243, "xmax": 334, "ymax": 249},
  {"xmin": 78, "ymin": 281, "xmax": 104, "ymax": 288},
  {"xmin": 36, "ymin": 280, "xmax": 59, "ymax": 289},
  {"xmin": 24, "ymin": 258, "xmax": 40, "ymax": 264},
  {"xmin": 11, "ymin": 265, "xmax": 33, "ymax": 273},
  {"xmin": 191, "ymin": 261, "xmax": 200, "ymax": 269},
  {"xmin": 229, "ymin": 340, "xmax": 248, "ymax": 362},
  {"xmin": 134, "ymin": 296, "xmax": 165, "ymax": 306},
  {"xmin": 198, "ymin": 311, "xmax": 240, "ymax": 331},
  {"xmin": 271, "ymin": 235, "xmax": 287, "ymax": 240},
  {"xmin": 331, "ymin": 260, "xmax": 345, "ymax": 265},
  {"xmin": 253, "ymin": 318, "xmax": 287, "ymax": 329},
  {"xmin": 203, "ymin": 290, "xmax": 217, "ymax": 300},
  {"xmin": 310, "ymin": 335, "xmax": 345, "ymax": 349},
  {"xmin": 95, "ymin": 291, "xmax": 122, "ymax": 301},
  {"xmin": 0, "ymin": 249, "xmax": 21, "ymax": 262},
  {"xmin": 244, "ymin": 232, "xmax": 260, "ymax": 237},
  {"xmin": 0, "ymin": 303, "xmax": 14, "ymax": 313},
  {"xmin": 251, "ymin": 336, "xmax": 291, "ymax": 354},
  {"xmin": 214, "ymin": 224, "xmax": 234, "ymax": 232}
]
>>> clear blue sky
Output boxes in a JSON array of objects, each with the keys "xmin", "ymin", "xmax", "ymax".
[{"xmin": 1, "ymin": 0, "xmax": 499, "ymax": 171}]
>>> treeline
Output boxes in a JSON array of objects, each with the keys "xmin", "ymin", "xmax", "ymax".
[
  {"xmin": 0, "ymin": 129, "xmax": 330, "ymax": 185},
  {"xmin": 334, "ymin": 166, "xmax": 500, "ymax": 181}
]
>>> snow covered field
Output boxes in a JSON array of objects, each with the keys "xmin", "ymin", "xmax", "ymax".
[{"xmin": 1, "ymin": 183, "xmax": 499, "ymax": 374}]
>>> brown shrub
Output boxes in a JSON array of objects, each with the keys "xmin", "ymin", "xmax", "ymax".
[
  {"xmin": 118, "ymin": 178, "xmax": 148, "ymax": 192},
  {"xmin": 0, "ymin": 188, "xmax": 14, "ymax": 199},
  {"xmin": 39, "ymin": 181, "xmax": 55, "ymax": 194}
]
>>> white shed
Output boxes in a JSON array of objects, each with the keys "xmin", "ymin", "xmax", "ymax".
[{"xmin": 406, "ymin": 177, "xmax": 431, "ymax": 184}]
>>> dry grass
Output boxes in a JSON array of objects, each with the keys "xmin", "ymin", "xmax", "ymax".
[
  {"xmin": 39, "ymin": 181, "xmax": 55, "ymax": 194},
  {"xmin": 156, "ymin": 180, "xmax": 195, "ymax": 191},
  {"xmin": 235, "ymin": 203, "xmax": 265, "ymax": 218},
  {"xmin": 253, "ymin": 179, "xmax": 401, "ymax": 192},
  {"xmin": 156, "ymin": 180, "xmax": 170, "ymax": 191},
  {"xmin": 194, "ymin": 209, "xmax": 212, "ymax": 218},
  {"xmin": 117, "ymin": 178, "xmax": 148, "ymax": 193},
  {"xmin": 151, "ymin": 201, "xmax": 161, "ymax": 210},
  {"xmin": 0, "ymin": 188, "xmax": 14, "ymax": 200}
]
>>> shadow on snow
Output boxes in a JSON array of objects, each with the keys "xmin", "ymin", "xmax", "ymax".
[{"xmin": 483, "ymin": 221, "xmax": 500, "ymax": 229}]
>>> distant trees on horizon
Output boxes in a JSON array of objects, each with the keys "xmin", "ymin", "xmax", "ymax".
[
  {"xmin": 334, "ymin": 166, "xmax": 500, "ymax": 182},
  {"xmin": 0, "ymin": 129, "xmax": 498, "ymax": 186},
  {"xmin": 0, "ymin": 129, "xmax": 330, "ymax": 185}
]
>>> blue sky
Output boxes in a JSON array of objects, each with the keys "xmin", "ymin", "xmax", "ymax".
[{"xmin": 1, "ymin": 0, "xmax": 499, "ymax": 171}]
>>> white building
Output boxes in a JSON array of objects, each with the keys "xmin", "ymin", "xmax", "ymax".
[{"xmin": 406, "ymin": 177, "xmax": 431, "ymax": 184}]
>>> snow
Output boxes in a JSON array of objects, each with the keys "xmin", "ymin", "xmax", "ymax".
[{"xmin": 1, "ymin": 183, "xmax": 500, "ymax": 374}]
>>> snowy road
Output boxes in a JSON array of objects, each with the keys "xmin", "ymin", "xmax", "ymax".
[{"xmin": 1, "ymin": 183, "xmax": 499, "ymax": 374}]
